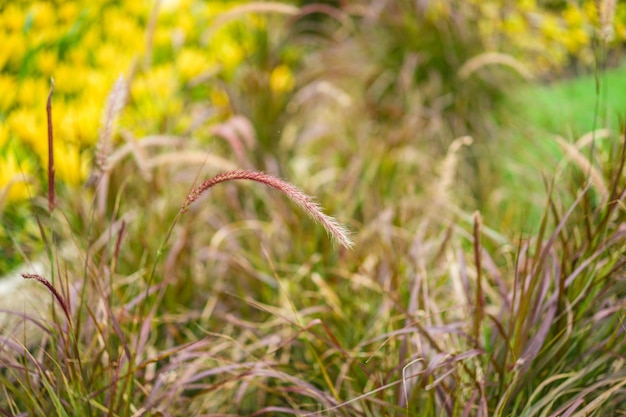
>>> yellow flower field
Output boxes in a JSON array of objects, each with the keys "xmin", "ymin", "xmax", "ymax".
[{"xmin": 0, "ymin": 0, "xmax": 290, "ymax": 206}]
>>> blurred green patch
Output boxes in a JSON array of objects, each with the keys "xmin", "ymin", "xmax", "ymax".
[
  {"xmin": 506, "ymin": 60, "xmax": 626, "ymax": 136},
  {"xmin": 479, "ymin": 60, "xmax": 626, "ymax": 235}
]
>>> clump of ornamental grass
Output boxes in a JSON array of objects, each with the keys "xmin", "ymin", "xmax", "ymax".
[
  {"xmin": 0, "ymin": 71, "xmax": 352, "ymax": 415},
  {"xmin": 215, "ymin": 132, "xmax": 623, "ymax": 416},
  {"xmin": 472, "ymin": 132, "xmax": 626, "ymax": 414},
  {"xmin": 3, "ymin": 81, "xmax": 625, "ymax": 417},
  {"xmin": 3, "ymin": 2, "xmax": 626, "ymax": 415},
  {"xmin": 0, "ymin": 168, "xmax": 353, "ymax": 415},
  {"xmin": 133, "ymin": 124, "xmax": 622, "ymax": 416}
]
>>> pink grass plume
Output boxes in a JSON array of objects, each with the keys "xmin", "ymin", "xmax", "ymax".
[{"xmin": 181, "ymin": 170, "xmax": 353, "ymax": 249}]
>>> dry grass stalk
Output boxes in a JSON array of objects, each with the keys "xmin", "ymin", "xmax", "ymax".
[
  {"xmin": 555, "ymin": 135, "xmax": 609, "ymax": 201},
  {"xmin": 181, "ymin": 170, "xmax": 353, "ymax": 248},
  {"xmin": 458, "ymin": 52, "xmax": 534, "ymax": 80},
  {"xmin": 434, "ymin": 135, "xmax": 473, "ymax": 209},
  {"xmin": 144, "ymin": 151, "xmax": 237, "ymax": 171},
  {"xmin": 576, "ymin": 129, "xmax": 612, "ymax": 148},
  {"xmin": 596, "ymin": 0, "xmax": 616, "ymax": 41},
  {"xmin": 209, "ymin": 2, "xmax": 299, "ymax": 33},
  {"xmin": 118, "ymin": 129, "xmax": 152, "ymax": 181},
  {"xmin": 87, "ymin": 76, "xmax": 128, "ymax": 218},
  {"xmin": 143, "ymin": 0, "xmax": 162, "ymax": 69},
  {"xmin": 96, "ymin": 75, "xmax": 128, "ymax": 175},
  {"xmin": 21, "ymin": 273, "xmax": 71, "ymax": 326},
  {"xmin": 473, "ymin": 210, "xmax": 484, "ymax": 347},
  {"xmin": 210, "ymin": 115, "xmax": 257, "ymax": 167},
  {"xmin": 105, "ymin": 135, "xmax": 185, "ymax": 168}
]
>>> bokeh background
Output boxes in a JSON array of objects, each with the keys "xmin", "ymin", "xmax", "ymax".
[{"xmin": 1, "ymin": 1, "xmax": 626, "ymax": 415}]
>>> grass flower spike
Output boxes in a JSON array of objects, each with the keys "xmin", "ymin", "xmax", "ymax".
[
  {"xmin": 21, "ymin": 273, "xmax": 71, "ymax": 326},
  {"xmin": 182, "ymin": 170, "xmax": 353, "ymax": 249}
]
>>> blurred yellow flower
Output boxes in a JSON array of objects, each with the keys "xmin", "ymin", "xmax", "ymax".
[
  {"xmin": 95, "ymin": 44, "xmax": 130, "ymax": 73},
  {"xmin": 176, "ymin": 13, "xmax": 196, "ymax": 40},
  {"xmin": 55, "ymin": 64, "xmax": 88, "ymax": 95},
  {"xmin": 1, "ymin": 4, "xmax": 25, "ymax": 32},
  {"xmin": 153, "ymin": 27, "xmax": 174, "ymax": 53},
  {"xmin": 29, "ymin": 2, "xmax": 55, "ymax": 29},
  {"xmin": 270, "ymin": 64, "xmax": 295, "ymax": 93},
  {"xmin": 17, "ymin": 77, "xmax": 50, "ymax": 107},
  {"xmin": 0, "ymin": 75, "xmax": 17, "ymax": 113},
  {"xmin": 210, "ymin": 88, "xmax": 230, "ymax": 109},
  {"xmin": 206, "ymin": 1, "xmax": 236, "ymax": 17},
  {"xmin": 0, "ymin": 0, "xmax": 273, "ymax": 205},
  {"xmin": 503, "ymin": 14, "xmax": 528, "ymax": 35},
  {"xmin": 563, "ymin": 5, "xmax": 585, "ymax": 27},
  {"xmin": 58, "ymin": 2, "xmax": 79, "ymax": 23},
  {"xmin": 7, "ymin": 109, "xmax": 44, "ymax": 157},
  {"xmin": 82, "ymin": 29, "xmax": 103, "ymax": 53},
  {"xmin": 541, "ymin": 15, "xmax": 566, "ymax": 41},
  {"xmin": 0, "ymin": 33, "xmax": 27, "ymax": 70},
  {"xmin": 583, "ymin": 1, "xmax": 599, "ymax": 25},
  {"xmin": 564, "ymin": 28, "xmax": 590, "ymax": 53},
  {"xmin": 55, "ymin": 100, "xmax": 101, "ymax": 147},
  {"xmin": 37, "ymin": 49, "xmax": 58, "ymax": 75},
  {"xmin": 103, "ymin": 8, "xmax": 142, "ymax": 50},
  {"xmin": 518, "ymin": 0, "xmax": 537, "ymax": 13},
  {"xmin": 0, "ymin": 121, "xmax": 9, "ymax": 149},
  {"xmin": 53, "ymin": 142, "xmax": 88, "ymax": 186},
  {"xmin": 177, "ymin": 47, "xmax": 212, "ymax": 82},
  {"xmin": 31, "ymin": 28, "xmax": 60, "ymax": 49},
  {"xmin": 210, "ymin": 33, "xmax": 244, "ymax": 75},
  {"xmin": 134, "ymin": 66, "xmax": 177, "ymax": 101},
  {"xmin": 0, "ymin": 153, "xmax": 33, "ymax": 203},
  {"xmin": 617, "ymin": 21, "xmax": 626, "ymax": 40},
  {"xmin": 85, "ymin": 71, "xmax": 114, "ymax": 101}
]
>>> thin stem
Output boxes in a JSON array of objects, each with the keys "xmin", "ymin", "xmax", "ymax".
[{"xmin": 47, "ymin": 78, "xmax": 56, "ymax": 214}]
